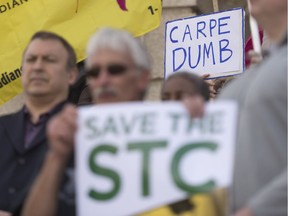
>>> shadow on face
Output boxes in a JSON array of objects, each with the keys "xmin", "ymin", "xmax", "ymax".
[
  {"xmin": 161, "ymin": 72, "xmax": 210, "ymax": 102},
  {"xmin": 22, "ymin": 39, "xmax": 77, "ymax": 100},
  {"xmin": 86, "ymin": 49, "xmax": 149, "ymax": 104}
]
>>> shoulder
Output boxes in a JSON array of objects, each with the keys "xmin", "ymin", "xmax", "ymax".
[
  {"xmin": 0, "ymin": 108, "xmax": 23, "ymax": 126},
  {"xmin": 218, "ymin": 70, "xmax": 253, "ymax": 100}
]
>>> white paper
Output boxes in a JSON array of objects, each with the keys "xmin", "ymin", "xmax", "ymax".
[
  {"xmin": 76, "ymin": 101, "xmax": 237, "ymax": 216},
  {"xmin": 165, "ymin": 8, "xmax": 245, "ymax": 79}
]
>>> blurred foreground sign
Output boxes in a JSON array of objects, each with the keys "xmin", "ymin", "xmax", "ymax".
[
  {"xmin": 76, "ymin": 101, "xmax": 237, "ymax": 216},
  {"xmin": 165, "ymin": 8, "xmax": 244, "ymax": 79},
  {"xmin": 0, "ymin": 0, "xmax": 162, "ymax": 105}
]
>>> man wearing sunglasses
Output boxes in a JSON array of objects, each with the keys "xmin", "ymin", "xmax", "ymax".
[
  {"xmin": 84, "ymin": 28, "xmax": 150, "ymax": 104},
  {"xmin": 22, "ymin": 27, "xmax": 151, "ymax": 216}
]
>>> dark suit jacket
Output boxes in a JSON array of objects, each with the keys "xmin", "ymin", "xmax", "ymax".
[{"xmin": 0, "ymin": 103, "xmax": 65, "ymax": 213}]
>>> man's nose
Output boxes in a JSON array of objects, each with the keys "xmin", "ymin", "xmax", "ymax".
[
  {"xmin": 97, "ymin": 70, "xmax": 110, "ymax": 85},
  {"xmin": 32, "ymin": 58, "xmax": 44, "ymax": 70}
]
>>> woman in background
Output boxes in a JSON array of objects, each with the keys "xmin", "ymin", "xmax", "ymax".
[{"xmin": 161, "ymin": 72, "xmax": 210, "ymax": 102}]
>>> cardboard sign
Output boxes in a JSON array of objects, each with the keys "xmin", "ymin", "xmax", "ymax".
[
  {"xmin": 165, "ymin": 8, "xmax": 244, "ymax": 79},
  {"xmin": 0, "ymin": 0, "xmax": 162, "ymax": 106},
  {"xmin": 76, "ymin": 101, "xmax": 237, "ymax": 216}
]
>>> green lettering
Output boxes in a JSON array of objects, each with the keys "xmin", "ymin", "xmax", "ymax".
[
  {"xmin": 103, "ymin": 116, "xmax": 118, "ymax": 135},
  {"xmin": 128, "ymin": 140, "xmax": 167, "ymax": 196},
  {"xmin": 86, "ymin": 117, "xmax": 101, "ymax": 138},
  {"xmin": 88, "ymin": 144, "xmax": 121, "ymax": 200},
  {"xmin": 140, "ymin": 113, "xmax": 156, "ymax": 134},
  {"xmin": 169, "ymin": 112, "xmax": 185, "ymax": 133},
  {"xmin": 119, "ymin": 115, "xmax": 139, "ymax": 134},
  {"xmin": 171, "ymin": 142, "xmax": 218, "ymax": 194},
  {"xmin": 210, "ymin": 112, "xmax": 223, "ymax": 133},
  {"xmin": 186, "ymin": 118, "xmax": 204, "ymax": 133}
]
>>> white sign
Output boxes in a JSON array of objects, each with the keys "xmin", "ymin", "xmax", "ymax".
[
  {"xmin": 165, "ymin": 8, "xmax": 245, "ymax": 79},
  {"xmin": 76, "ymin": 101, "xmax": 237, "ymax": 216}
]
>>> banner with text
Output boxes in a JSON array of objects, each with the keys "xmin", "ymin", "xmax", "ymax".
[
  {"xmin": 76, "ymin": 101, "xmax": 237, "ymax": 216},
  {"xmin": 165, "ymin": 8, "xmax": 244, "ymax": 79},
  {"xmin": 0, "ymin": 0, "xmax": 162, "ymax": 106}
]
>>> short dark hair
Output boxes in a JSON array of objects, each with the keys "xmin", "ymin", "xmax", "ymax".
[
  {"xmin": 26, "ymin": 31, "xmax": 77, "ymax": 69},
  {"xmin": 165, "ymin": 71, "xmax": 210, "ymax": 101}
]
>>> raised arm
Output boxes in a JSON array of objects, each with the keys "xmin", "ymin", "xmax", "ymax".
[{"xmin": 22, "ymin": 105, "xmax": 77, "ymax": 216}]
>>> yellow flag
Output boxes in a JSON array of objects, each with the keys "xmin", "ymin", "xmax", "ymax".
[{"xmin": 0, "ymin": 0, "xmax": 162, "ymax": 105}]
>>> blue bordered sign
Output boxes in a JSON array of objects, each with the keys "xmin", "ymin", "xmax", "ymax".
[{"xmin": 164, "ymin": 8, "xmax": 245, "ymax": 79}]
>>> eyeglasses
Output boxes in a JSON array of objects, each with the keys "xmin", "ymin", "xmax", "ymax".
[{"xmin": 85, "ymin": 64, "xmax": 128, "ymax": 78}]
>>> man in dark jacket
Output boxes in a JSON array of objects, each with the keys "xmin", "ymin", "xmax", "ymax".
[
  {"xmin": 22, "ymin": 27, "xmax": 151, "ymax": 216},
  {"xmin": 0, "ymin": 31, "xmax": 78, "ymax": 215}
]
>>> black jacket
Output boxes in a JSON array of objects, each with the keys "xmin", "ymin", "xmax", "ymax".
[{"xmin": 0, "ymin": 103, "xmax": 66, "ymax": 214}]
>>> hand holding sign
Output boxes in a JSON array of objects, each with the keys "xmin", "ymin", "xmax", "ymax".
[{"xmin": 47, "ymin": 105, "xmax": 77, "ymax": 161}]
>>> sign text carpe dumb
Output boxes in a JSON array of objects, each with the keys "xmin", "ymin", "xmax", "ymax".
[{"xmin": 165, "ymin": 8, "xmax": 245, "ymax": 79}]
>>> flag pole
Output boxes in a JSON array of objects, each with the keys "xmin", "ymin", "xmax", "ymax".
[
  {"xmin": 247, "ymin": 1, "xmax": 261, "ymax": 53},
  {"xmin": 212, "ymin": 0, "xmax": 219, "ymax": 12}
]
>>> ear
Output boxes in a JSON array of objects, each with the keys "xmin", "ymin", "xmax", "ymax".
[{"xmin": 68, "ymin": 67, "xmax": 79, "ymax": 85}]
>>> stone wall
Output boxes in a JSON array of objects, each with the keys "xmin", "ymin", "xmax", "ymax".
[
  {"xmin": 0, "ymin": 92, "xmax": 24, "ymax": 116},
  {"xmin": 144, "ymin": 0, "xmax": 197, "ymax": 101}
]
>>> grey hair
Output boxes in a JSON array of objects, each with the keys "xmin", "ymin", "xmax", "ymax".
[{"xmin": 85, "ymin": 27, "xmax": 152, "ymax": 71}]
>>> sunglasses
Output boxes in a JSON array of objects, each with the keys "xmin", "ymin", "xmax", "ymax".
[{"xmin": 86, "ymin": 64, "xmax": 128, "ymax": 78}]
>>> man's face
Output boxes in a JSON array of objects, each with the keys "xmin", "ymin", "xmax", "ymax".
[
  {"xmin": 22, "ymin": 39, "xmax": 75, "ymax": 99},
  {"xmin": 248, "ymin": 0, "xmax": 287, "ymax": 21},
  {"xmin": 86, "ymin": 49, "xmax": 149, "ymax": 104}
]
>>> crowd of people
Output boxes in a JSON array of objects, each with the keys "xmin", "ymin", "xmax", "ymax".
[{"xmin": 0, "ymin": 0, "xmax": 286, "ymax": 215}]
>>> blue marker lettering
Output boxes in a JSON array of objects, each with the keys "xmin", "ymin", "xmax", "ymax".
[
  {"xmin": 219, "ymin": 39, "xmax": 232, "ymax": 63},
  {"xmin": 218, "ymin": 16, "xmax": 230, "ymax": 35},
  {"xmin": 173, "ymin": 47, "xmax": 187, "ymax": 71},
  {"xmin": 203, "ymin": 42, "xmax": 215, "ymax": 67},
  {"xmin": 197, "ymin": 21, "xmax": 207, "ymax": 39},
  {"xmin": 209, "ymin": 19, "xmax": 217, "ymax": 37},
  {"xmin": 203, "ymin": 42, "xmax": 216, "ymax": 66},
  {"xmin": 170, "ymin": 26, "xmax": 179, "ymax": 43},
  {"xmin": 188, "ymin": 46, "xmax": 201, "ymax": 69},
  {"xmin": 182, "ymin": 24, "xmax": 192, "ymax": 42}
]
